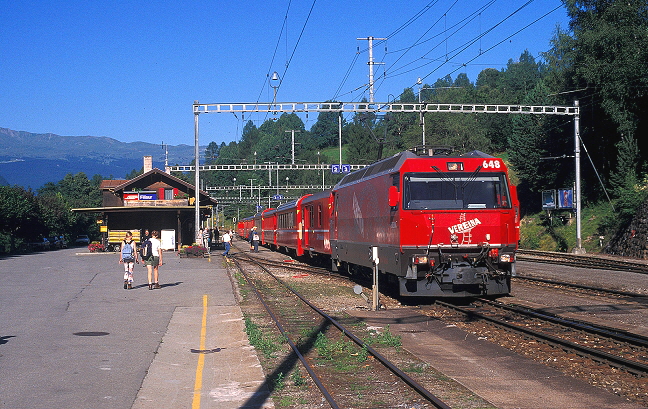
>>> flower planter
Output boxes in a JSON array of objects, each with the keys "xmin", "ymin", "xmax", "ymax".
[{"xmin": 178, "ymin": 245, "xmax": 208, "ymax": 258}]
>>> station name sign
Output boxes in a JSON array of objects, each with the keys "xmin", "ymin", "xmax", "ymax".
[{"xmin": 124, "ymin": 191, "xmax": 158, "ymax": 201}]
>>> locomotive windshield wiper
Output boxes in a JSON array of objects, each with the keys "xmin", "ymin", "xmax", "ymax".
[
  {"xmin": 461, "ymin": 165, "xmax": 483, "ymax": 204},
  {"xmin": 461, "ymin": 165, "xmax": 483, "ymax": 189},
  {"xmin": 431, "ymin": 165, "xmax": 461, "ymax": 201},
  {"xmin": 431, "ymin": 166, "xmax": 458, "ymax": 188}
]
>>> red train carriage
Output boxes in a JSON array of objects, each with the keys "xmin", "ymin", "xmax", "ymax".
[
  {"xmin": 260, "ymin": 208, "xmax": 276, "ymax": 247},
  {"xmin": 237, "ymin": 217, "xmax": 256, "ymax": 240},
  {"xmin": 301, "ymin": 190, "xmax": 333, "ymax": 257},
  {"xmin": 274, "ymin": 195, "xmax": 312, "ymax": 256},
  {"xmin": 330, "ymin": 150, "xmax": 519, "ymax": 297}
]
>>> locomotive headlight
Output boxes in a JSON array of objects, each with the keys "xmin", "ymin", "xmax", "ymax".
[
  {"xmin": 413, "ymin": 255, "xmax": 428, "ymax": 264},
  {"xmin": 499, "ymin": 254, "xmax": 514, "ymax": 263},
  {"xmin": 447, "ymin": 162, "xmax": 464, "ymax": 171}
]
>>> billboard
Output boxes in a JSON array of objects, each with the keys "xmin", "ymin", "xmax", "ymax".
[
  {"xmin": 557, "ymin": 189, "xmax": 573, "ymax": 209},
  {"xmin": 542, "ymin": 190, "xmax": 556, "ymax": 210}
]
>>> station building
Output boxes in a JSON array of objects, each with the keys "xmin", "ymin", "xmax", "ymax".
[{"xmin": 72, "ymin": 156, "xmax": 217, "ymax": 250}]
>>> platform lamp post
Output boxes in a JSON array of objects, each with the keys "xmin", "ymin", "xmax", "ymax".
[{"xmin": 270, "ymin": 71, "xmax": 280, "ymax": 112}]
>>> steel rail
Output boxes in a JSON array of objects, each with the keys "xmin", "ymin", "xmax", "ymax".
[
  {"xmin": 235, "ymin": 252, "xmax": 452, "ymax": 409},
  {"xmin": 515, "ymin": 275, "xmax": 648, "ymax": 298},
  {"xmin": 436, "ymin": 300, "xmax": 648, "ymax": 376},
  {"xmin": 517, "ymin": 249, "xmax": 648, "ymax": 274},
  {"xmin": 232, "ymin": 257, "xmax": 341, "ymax": 409},
  {"xmin": 478, "ymin": 298, "xmax": 648, "ymax": 348}
]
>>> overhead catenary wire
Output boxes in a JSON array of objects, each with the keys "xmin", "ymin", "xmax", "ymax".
[
  {"xmin": 255, "ymin": 0, "xmax": 293, "ymax": 105},
  {"xmin": 250, "ymin": 0, "xmax": 317, "ymax": 125},
  {"xmin": 364, "ymin": 0, "xmax": 536, "ymax": 99},
  {"xmin": 417, "ymin": 3, "xmax": 563, "ymax": 84},
  {"xmin": 395, "ymin": 0, "xmax": 539, "ymax": 83},
  {"xmin": 373, "ymin": 2, "xmax": 561, "ymax": 97},
  {"xmin": 340, "ymin": 0, "xmax": 564, "ymax": 103}
]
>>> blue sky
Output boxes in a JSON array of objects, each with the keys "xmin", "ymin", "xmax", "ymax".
[{"xmin": 1, "ymin": 0, "xmax": 569, "ymax": 149}]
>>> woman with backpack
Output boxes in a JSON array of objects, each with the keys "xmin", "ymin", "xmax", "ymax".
[
  {"xmin": 119, "ymin": 231, "xmax": 139, "ymax": 289},
  {"xmin": 145, "ymin": 230, "xmax": 163, "ymax": 290}
]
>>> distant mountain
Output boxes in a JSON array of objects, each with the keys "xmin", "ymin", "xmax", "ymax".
[{"xmin": 0, "ymin": 127, "xmax": 200, "ymax": 189}]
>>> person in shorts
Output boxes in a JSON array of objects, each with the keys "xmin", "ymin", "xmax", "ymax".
[
  {"xmin": 119, "ymin": 231, "xmax": 138, "ymax": 289},
  {"xmin": 222, "ymin": 230, "xmax": 231, "ymax": 257},
  {"xmin": 146, "ymin": 230, "xmax": 163, "ymax": 290}
]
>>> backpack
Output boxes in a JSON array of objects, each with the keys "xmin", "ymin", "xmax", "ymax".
[
  {"xmin": 121, "ymin": 240, "xmax": 135, "ymax": 260},
  {"xmin": 140, "ymin": 239, "xmax": 152, "ymax": 260}
]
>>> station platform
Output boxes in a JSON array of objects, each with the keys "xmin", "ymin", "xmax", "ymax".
[{"xmin": 131, "ymin": 253, "xmax": 274, "ymax": 409}]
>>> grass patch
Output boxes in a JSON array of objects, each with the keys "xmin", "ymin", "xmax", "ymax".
[
  {"xmin": 403, "ymin": 362, "xmax": 429, "ymax": 373},
  {"xmin": 244, "ymin": 317, "xmax": 280, "ymax": 359},
  {"xmin": 366, "ymin": 325, "xmax": 402, "ymax": 348},
  {"xmin": 314, "ymin": 332, "xmax": 368, "ymax": 368}
]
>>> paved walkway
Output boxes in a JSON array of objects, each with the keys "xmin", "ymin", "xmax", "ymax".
[{"xmin": 132, "ymin": 254, "xmax": 273, "ymax": 409}]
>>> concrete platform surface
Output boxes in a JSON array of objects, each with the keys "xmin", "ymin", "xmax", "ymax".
[{"xmin": 132, "ymin": 256, "xmax": 274, "ymax": 409}]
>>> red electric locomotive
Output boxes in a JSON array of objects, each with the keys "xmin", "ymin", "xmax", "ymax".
[
  {"xmin": 237, "ymin": 149, "xmax": 519, "ymax": 298},
  {"xmin": 330, "ymin": 150, "xmax": 519, "ymax": 297}
]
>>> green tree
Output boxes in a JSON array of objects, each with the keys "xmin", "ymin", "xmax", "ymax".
[
  {"xmin": 498, "ymin": 50, "xmax": 544, "ymax": 103},
  {"xmin": 346, "ymin": 119, "xmax": 377, "ymax": 164},
  {"xmin": 566, "ymin": 0, "xmax": 648, "ymax": 138},
  {"xmin": 125, "ymin": 168, "xmax": 143, "ymax": 179},
  {"xmin": 508, "ymin": 80, "xmax": 572, "ymax": 210},
  {"xmin": 239, "ymin": 120, "xmax": 261, "ymax": 155},
  {"xmin": 0, "ymin": 186, "xmax": 43, "ymax": 251},
  {"xmin": 204, "ymin": 141, "xmax": 221, "ymax": 163},
  {"xmin": 37, "ymin": 193, "xmax": 73, "ymax": 237},
  {"xmin": 564, "ymin": 0, "xmax": 648, "ymax": 207},
  {"xmin": 310, "ymin": 106, "xmax": 342, "ymax": 149}
]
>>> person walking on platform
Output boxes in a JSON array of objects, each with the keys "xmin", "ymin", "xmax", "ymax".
[
  {"xmin": 222, "ymin": 230, "xmax": 231, "ymax": 257},
  {"xmin": 145, "ymin": 230, "xmax": 163, "ymax": 290},
  {"xmin": 248, "ymin": 226, "xmax": 259, "ymax": 253},
  {"xmin": 203, "ymin": 227, "xmax": 211, "ymax": 253},
  {"xmin": 119, "ymin": 231, "xmax": 138, "ymax": 289}
]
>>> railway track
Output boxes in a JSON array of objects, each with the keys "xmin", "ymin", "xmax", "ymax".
[
  {"xmin": 517, "ymin": 249, "xmax": 648, "ymax": 274},
  {"xmin": 229, "ymin": 251, "xmax": 452, "ymax": 409},
  {"xmin": 433, "ymin": 298, "xmax": 648, "ymax": 377},
  {"xmin": 514, "ymin": 274, "xmax": 648, "ymax": 298}
]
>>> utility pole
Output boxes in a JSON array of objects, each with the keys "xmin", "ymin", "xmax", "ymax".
[
  {"xmin": 357, "ymin": 36, "xmax": 386, "ymax": 104},
  {"xmin": 193, "ymin": 100, "xmax": 200, "ymax": 238},
  {"xmin": 161, "ymin": 141, "xmax": 169, "ymax": 173},
  {"xmin": 574, "ymin": 100, "xmax": 584, "ymax": 254},
  {"xmin": 284, "ymin": 130, "xmax": 301, "ymax": 164}
]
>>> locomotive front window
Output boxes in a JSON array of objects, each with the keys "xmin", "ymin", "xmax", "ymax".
[{"xmin": 403, "ymin": 172, "xmax": 511, "ymax": 210}]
